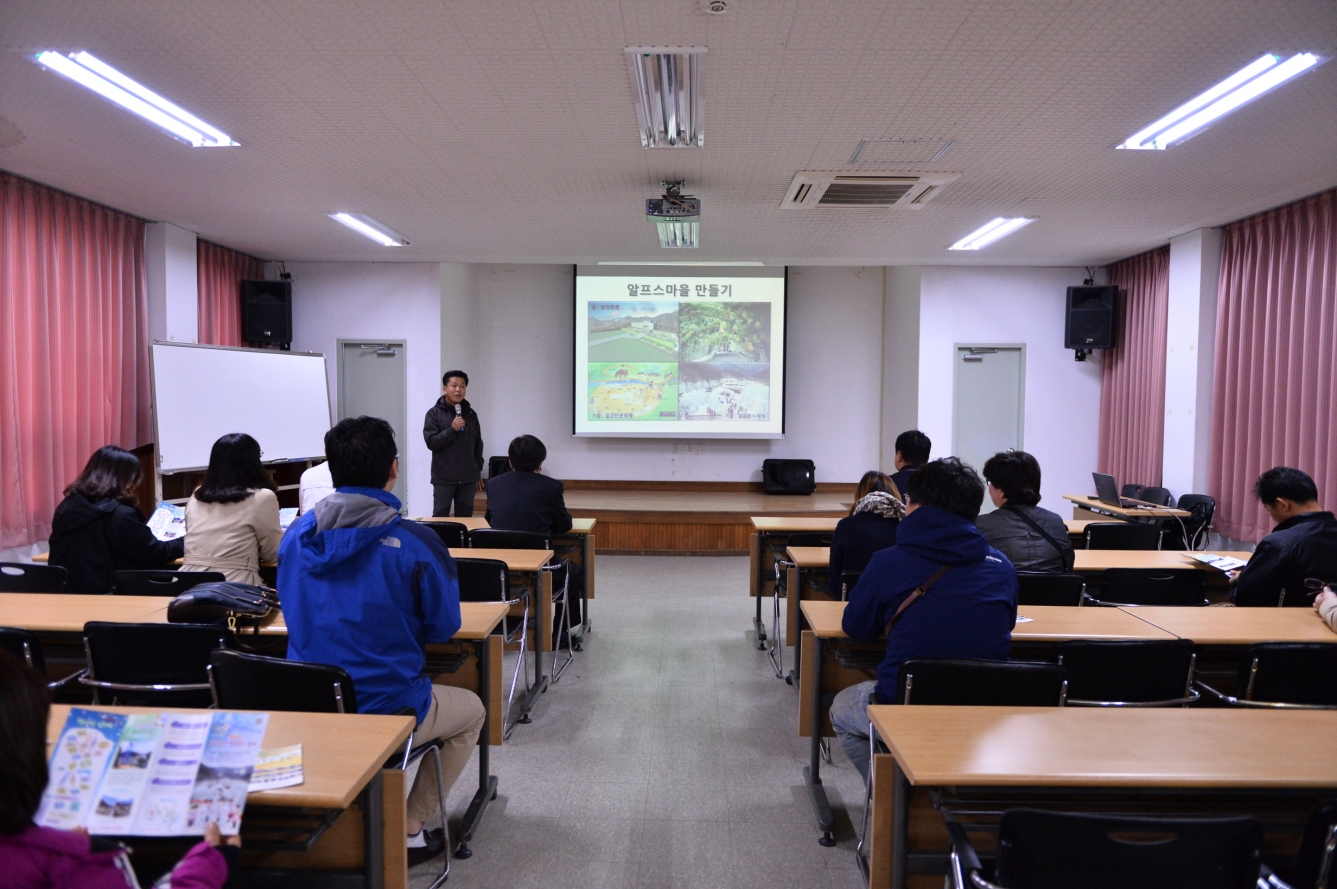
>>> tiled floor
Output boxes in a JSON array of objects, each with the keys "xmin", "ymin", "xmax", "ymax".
[{"xmin": 413, "ymin": 555, "xmax": 867, "ymax": 888}]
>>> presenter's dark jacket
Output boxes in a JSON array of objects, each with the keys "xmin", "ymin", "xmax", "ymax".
[
  {"xmin": 1230, "ymin": 511, "xmax": 1337, "ymax": 607},
  {"xmin": 48, "ymin": 494, "xmax": 185, "ymax": 594},
  {"xmin": 828, "ymin": 512, "xmax": 900, "ymax": 584},
  {"xmin": 424, "ymin": 396, "xmax": 483, "ymax": 484},
  {"xmin": 843, "ymin": 505, "xmax": 1017, "ymax": 702},
  {"xmin": 485, "ymin": 470, "xmax": 573, "ymax": 536}
]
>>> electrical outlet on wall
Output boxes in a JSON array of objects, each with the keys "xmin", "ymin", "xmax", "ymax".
[
  {"xmin": 672, "ymin": 443, "xmax": 678, "ymax": 454},
  {"xmin": 684, "ymin": 443, "xmax": 693, "ymax": 455}
]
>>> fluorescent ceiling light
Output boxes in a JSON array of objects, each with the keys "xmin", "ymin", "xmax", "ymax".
[
  {"xmin": 597, "ymin": 261, "xmax": 763, "ymax": 266},
  {"xmin": 653, "ymin": 220, "xmax": 699, "ymax": 249},
  {"xmin": 34, "ymin": 51, "xmax": 238, "ymax": 147},
  {"xmin": 1119, "ymin": 53, "xmax": 1327, "ymax": 150},
  {"xmin": 626, "ymin": 47, "xmax": 705, "ymax": 148},
  {"xmin": 948, "ymin": 217, "xmax": 1035, "ymax": 251},
  {"xmin": 330, "ymin": 213, "xmax": 410, "ymax": 247}
]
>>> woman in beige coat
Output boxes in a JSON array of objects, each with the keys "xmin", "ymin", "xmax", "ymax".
[{"xmin": 182, "ymin": 433, "xmax": 283, "ymax": 587}]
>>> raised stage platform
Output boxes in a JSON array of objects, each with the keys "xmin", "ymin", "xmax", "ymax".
[{"xmin": 483, "ymin": 481, "xmax": 852, "ymax": 556}]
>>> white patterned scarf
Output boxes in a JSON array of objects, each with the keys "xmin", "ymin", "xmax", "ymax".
[{"xmin": 852, "ymin": 490, "xmax": 905, "ymax": 520}]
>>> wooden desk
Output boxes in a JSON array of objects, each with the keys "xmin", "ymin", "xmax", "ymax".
[
  {"xmin": 866, "ymin": 706, "xmax": 1337, "ymax": 889},
  {"xmin": 1072, "ymin": 550, "xmax": 1252, "ymax": 572},
  {"xmin": 795, "ymin": 601, "xmax": 1180, "ymax": 849},
  {"xmin": 1063, "ymin": 493, "xmax": 1190, "ymax": 519},
  {"xmin": 1065, "ymin": 519, "xmax": 1098, "ymax": 537},
  {"xmin": 48, "ymin": 704, "xmax": 414, "ymax": 887},
  {"xmin": 415, "ymin": 516, "xmax": 597, "ymax": 602},
  {"xmin": 1123, "ymin": 606, "xmax": 1337, "ymax": 646},
  {"xmin": 748, "ymin": 516, "xmax": 839, "ymax": 646}
]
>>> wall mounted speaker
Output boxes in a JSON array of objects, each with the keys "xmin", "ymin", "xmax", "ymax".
[
  {"xmin": 1065, "ymin": 285, "xmax": 1117, "ymax": 351},
  {"xmin": 241, "ymin": 280, "xmax": 292, "ymax": 345},
  {"xmin": 762, "ymin": 458, "xmax": 816, "ymax": 495}
]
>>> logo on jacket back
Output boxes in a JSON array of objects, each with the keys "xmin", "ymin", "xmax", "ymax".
[{"xmin": 380, "ymin": 537, "xmax": 401, "ymax": 548}]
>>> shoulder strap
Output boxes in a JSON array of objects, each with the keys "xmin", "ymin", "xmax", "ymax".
[
  {"xmin": 1003, "ymin": 505, "xmax": 1070, "ymax": 563},
  {"xmin": 885, "ymin": 565, "xmax": 951, "ymax": 635}
]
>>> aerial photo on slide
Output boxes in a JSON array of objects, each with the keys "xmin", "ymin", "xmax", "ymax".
[
  {"xmin": 587, "ymin": 302, "xmax": 679, "ymax": 362},
  {"xmin": 677, "ymin": 302, "xmax": 771, "ymax": 421},
  {"xmin": 587, "ymin": 363, "xmax": 678, "ymax": 420}
]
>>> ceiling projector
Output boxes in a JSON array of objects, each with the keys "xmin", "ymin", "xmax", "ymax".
[{"xmin": 646, "ymin": 181, "xmax": 700, "ymax": 248}]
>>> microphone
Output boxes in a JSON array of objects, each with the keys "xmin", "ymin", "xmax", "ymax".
[{"xmin": 455, "ymin": 403, "xmax": 463, "ymax": 426}]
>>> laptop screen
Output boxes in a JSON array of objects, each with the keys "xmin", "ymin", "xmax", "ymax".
[{"xmin": 1092, "ymin": 472, "xmax": 1121, "ymax": 506}]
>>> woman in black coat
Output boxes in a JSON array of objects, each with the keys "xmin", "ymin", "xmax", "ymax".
[
  {"xmin": 829, "ymin": 470, "xmax": 905, "ymax": 594},
  {"xmin": 49, "ymin": 446, "xmax": 184, "ymax": 594}
]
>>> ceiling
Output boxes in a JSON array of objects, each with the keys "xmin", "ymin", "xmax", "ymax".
[{"xmin": 1, "ymin": 0, "xmax": 1334, "ymax": 266}]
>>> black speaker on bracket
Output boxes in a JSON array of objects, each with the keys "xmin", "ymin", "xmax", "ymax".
[
  {"xmin": 241, "ymin": 280, "xmax": 292, "ymax": 345},
  {"xmin": 762, "ymin": 459, "xmax": 816, "ymax": 495},
  {"xmin": 1065, "ymin": 285, "xmax": 1117, "ymax": 355}
]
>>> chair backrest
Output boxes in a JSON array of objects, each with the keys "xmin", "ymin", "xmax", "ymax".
[
  {"xmin": 456, "ymin": 558, "xmax": 512, "ymax": 604},
  {"xmin": 1055, "ymin": 640, "xmax": 1197, "ymax": 705},
  {"xmin": 1092, "ymin": 569, "xmax": 1207, "ymax": 606},
  {"xmin": 1140, "ymin": 486, "xmax": 1175, "ymax": 507},
  {"xmin": 839, "ymin": 571, "xmax": 862, "ymax": 601},
  {"xmin": 415, "ymin": 520, "xmax": 468, "ymax": 549},
  {"xmin": 897, "ymin": 658, "xmax": 1068, "ymax": 706},
  {"xmin": 0, "ymin": 627, "xmax": 46, "ymax": 674},
  {"xmin": 1236, "ymin": 643, "xmax": 1337, "ymax": 707},
  {"xmin": 83, "ymin": 621, "xmax": 233, "ymax": 706},
  {"xmin": 785, "ymin": 532, "xmax": 832, "ymax": 548},
  {"xmin": 1120, "ymin": 483, "xmax": 1146, "ymax": 501},
  {"xmin": 0, "ymin": 562, "xmax": 69, "ymax": 593},
  {"xmin": 1086, "ymin": 523, "xmax": 1162, "ymax": 551},
  {"xmin": 1293, "ymin": 798, "xmax": 1337, "ymax": 889},
  {"xmin": 994, "ymin": 809, "xmax": 1262, "ymax": 889},
  {"xmin": 469, "ymin": 529, "xmax": 551, "ymax": 550},
  {"xmin": 112, "ymin": 570, "xmax": 226, "ymax": 597},
  {"xmin": 1016, "ymin": 573, "xmax": 1085, "ymax": 606},
  {"xmin": 209, "ymin": 649, "xmax": 358, "ymax": 713},
  {"xmin": 1173, "ymin": 494, "xmax": 1217, "ymax": 549}
]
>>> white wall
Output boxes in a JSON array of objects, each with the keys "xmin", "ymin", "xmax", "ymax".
[
  {"xmin": 145, "ymin": 222, "xmax": 198, "ymax": 343},
  {"xmin": 918, "ymin": 267, "xmax": 1102, "ymax": 514},
  {"xmin": 470, "ymin": 264, "xmax": 885, "ymax": 483},
  {"xmin": 287, "ymin": 262, "xmax": 442, "ymax": 517},
  {"xmin": 1163, "ymin": 228, "xmax": 1222, "ymax": 498}
]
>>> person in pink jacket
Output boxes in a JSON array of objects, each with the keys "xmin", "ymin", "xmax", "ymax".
[{"xmin": 0, "ymin": 650, "xmax": 240, "ymax": 888}]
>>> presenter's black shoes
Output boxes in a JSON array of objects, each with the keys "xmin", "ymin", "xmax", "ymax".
[{"xmin": 407, "ymin": 827, "xmax": 446, "ymax": 866}]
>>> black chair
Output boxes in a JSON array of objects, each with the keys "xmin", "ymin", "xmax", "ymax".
[
  {"xmin": 469, "ymin": 529, "xmax": 549, "ymax": 550},
  {"xmin": 896, "ymin": 658, "xmax": 1068, "ymax": 706},
  {"xmin": 208, "ymin": 649, "xmax": 457, "ymax": 878},
  {"xmin": 767, "ymin": 531, "xmax": 832, "ymax": 678},
  {"xmin": 1087, "ymin": 569, "xmax": 1207, "ymax": 606},
  {"xmin": 0, "ymin": 562, "xmax": 70, "ymax": 592},
  {"xmin": 1140, "ymin": 486, "xmax": 1175, "ymax": 507},
  {"xmin": 0, "ymin": 626, "xmax": 88, "ymax": 694},
  {"xmin": 1197, "ymin": 643, "xmax": 1337, "ymax": 709},
  {"xmin": 456, "ymin": 557, "xmax": 530, "ymax": 738},
  {"xmin": 1085, "ymin": 522, "xmax": 1162, "ymax": 550},
  {"xmin": 112, "ymin": 570, "xmax": 226, "ymax": 596},
  {"xmin": 838, "ymin": 570, "xmax": 862, "ymax": 601},
  {"xmin": 1054, "ymin": 640, "xmax": 1198, "ymax": 706},
  {"xmin": 1280, "ymin": 799, "xmax": 1337, "ymax": 889},
  {"xmin": 416, "ymin": 521, "xmax": 469, "ymax": 549},
  {"xmin": 1016, "ymin": 573, "xmax": 1085, "ymax": 606},
  {"xmin": 945, "ymin": 809, "xmax": 1263, "ymax": 889},
  {"xmin": 470, "ymin": 529, "xmax": 576, "ymax": 682},
  {"xmin": 487, "ymin": 455, "xmax": 511, "ymax": 480},
  {"xmin": 81, "ymin": 621, "xmax": 233, "ymax": 707},
  {"xmin": 1120, "ymin": 483, "xmax": 1146, "ymax": 501},
  {"xmin": 1166, "ymin": 494, "xmax": 1216, "ymax": 550}
]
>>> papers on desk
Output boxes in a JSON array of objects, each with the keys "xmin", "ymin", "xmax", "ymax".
[
  {"xmin": 1185, "ymin": 552, "xmax": 1248, "ymax": 572},
  {"xmin": 1015, "ymin": 616, "xmax": 1034, "ymax": 623},
  {"xmin": 248, "ymin": 744, "xmax": 304, "ymax": 791},
  {"xmin": 147, "ymin": 502, "xmax": 186, "ymax": 541},
  {"xmin": 279, "ymin": 507, "xmax": 299, "ymax": 531},
  {"xmin": 37, "ymin": 708, "xmax": 267, "ymax": 836}
]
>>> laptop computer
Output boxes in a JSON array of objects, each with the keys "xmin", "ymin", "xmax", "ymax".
[{"xmin": 1092, "ymin": 472, "xmax": 1150, "ymax": 509}]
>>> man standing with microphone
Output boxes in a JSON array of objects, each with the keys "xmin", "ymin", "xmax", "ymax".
[{"xmin": 424, "ymin": 370, "xmax": 485, "ymax": 517}]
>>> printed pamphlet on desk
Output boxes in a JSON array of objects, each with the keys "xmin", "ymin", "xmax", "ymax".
[
  {"xmin": 37, "ymin": 708, "xmax": 267, "ymax": 836},
  {"xmin": 147, "ymin": 503, "xmax": 186, "ymax": 542},
  {"xmin": 248, "ymin": 744, "xmax": 304, "ymax": 792},
  {"xmin": 1185, "ymin": 552, "xmax": 1248, "ymax": 572}
]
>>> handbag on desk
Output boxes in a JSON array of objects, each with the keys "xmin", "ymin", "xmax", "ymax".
[{"xmin": 167, "ymin": 581, "xmax": 280, "ymax": 632}]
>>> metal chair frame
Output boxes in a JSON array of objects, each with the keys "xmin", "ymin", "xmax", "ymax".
[
  {"xmin": 1058, "ymin": 650, "xmax": 1201, "ymax": 707},
  {"xmin": 0, "ymin": 626, "xmax": 86, "ymax": 691},
  {"xmin": 79, "ymin": 625, "xmax": 230, "ymax": 705},
  {"xmin": 1196, "ymin": 656, "xmax": 1337, "ymax": 710}
]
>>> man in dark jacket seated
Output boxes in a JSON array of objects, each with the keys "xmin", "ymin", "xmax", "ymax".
[
  {"xmin": 1231, "ymin": 466, "xmax": 1337, "ymax": 607},
  {"xmin": 829, "ymin": 458, "xmax": 1018, "ymax": 783},
  {"xmin": 485, "ymin": 435, "xmax": 581, "ymax": 641}
]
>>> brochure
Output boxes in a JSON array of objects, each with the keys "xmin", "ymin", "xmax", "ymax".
[
  {"xmin": 147, "ymin": 503, "xmax": 186, "ymax": 541},
  {"xmin": 37, "ymin": 709, "xmax": 267, "ymax": 836},
  {"xmin": 1184, "ymin": 552, "xmax": 1248, "ymax": 572},
  {"xmin": 247, "ymin": 744, "xmax": 305, "ymax": 792},
  {"xmin": 279, "ymin": 508, "xmax": 299, "ymax": 531}
]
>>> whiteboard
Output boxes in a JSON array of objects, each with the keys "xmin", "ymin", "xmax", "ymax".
[{"xmin": 151, "ymin": 342, "xmax": 332, "ymax": 473}]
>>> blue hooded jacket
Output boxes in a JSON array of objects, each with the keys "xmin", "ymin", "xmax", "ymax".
[
  {"xmin": 277, "ymin": 487, "xmax": 462, "ymax": 722},
  {"xmin": 842, "ymin": 504, "xmax": 1018, "ymax": 701}
]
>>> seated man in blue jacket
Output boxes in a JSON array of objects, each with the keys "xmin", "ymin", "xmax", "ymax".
[
  {"xmin": 829, "ymin": 458, "xmax": 1018, "ymax": 783},
  {"xmin": 278, "ymin": 416, "xmax": 484, "ymax": 864}
]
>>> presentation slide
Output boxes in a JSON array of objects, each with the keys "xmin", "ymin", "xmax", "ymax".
[{"xmin": 574, "ymin": 266, "xmax": 787, "ymax": 438}]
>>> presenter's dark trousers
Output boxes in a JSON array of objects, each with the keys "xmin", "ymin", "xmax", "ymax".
[{"xmin": 433, "ymin": 482, "xmax": 477, "ymax": 517}]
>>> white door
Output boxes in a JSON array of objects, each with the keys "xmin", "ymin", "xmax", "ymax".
[
  {"xmin": 952, "ymin": 345, "xmax": 1025, "ymax": 514},
  {"xmin": 338, "ymin": 341, "xmax": 408, "ymax": 510}
]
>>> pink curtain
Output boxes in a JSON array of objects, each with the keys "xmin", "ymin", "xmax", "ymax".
[
  {"xmin": 1097, "ymin": 246, "xmax": 1170, "ymax": 488},
  {"xmin": 0, "ymin": 172, "xmax": 151, "ymax": 547},
  {"xmin": 1210, "ymin": 189, "xmax": 1337, "ymax": 542},
  {"xmin": 197, "ymin": 239, "xmax": 264, "ymax": 346}
]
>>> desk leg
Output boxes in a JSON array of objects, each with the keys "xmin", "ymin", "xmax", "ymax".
[
  {"xmin": 803, "ymin": 634, "xmax": 836, "ymax": 847},
  {"xmin": 519, "ymin": 572, "xmax": 551, "ymax": 722},
  {"xmin": 362, "ymin": 772, "xmax": 385, "ymax": 889},
  {"xmin": 786, "ymin": 565, "xmax": 803, "ymax": 686},
  {"xmin": 455, "ymin": 637, "xmax": 498, "ymax": 859},
  {"xmin": 582, "ymin": 532, "xmax": 594, "ymax": 634},
  {"xmin": 752, "ymin": 532, "xmax": 767, "ymax": 646},
  {"xmin": 891, "ymin": 760, "xmax": 910, "ymax": 889}
]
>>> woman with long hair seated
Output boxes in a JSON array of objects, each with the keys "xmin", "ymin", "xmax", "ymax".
[
  {"xmin": 181, "ymin": 433, "xmax": 282, "ymax": 586},
  {"xmin": 829, "ymin": 470, "xmax": 905, "ymax": 591},
  {"xmin": 975, "ymin": 450, "xmax": 1074, "ymax": 573},
  {"xmin": 49, "ymin": 446, "xmax": 185, "ymax": 594}
]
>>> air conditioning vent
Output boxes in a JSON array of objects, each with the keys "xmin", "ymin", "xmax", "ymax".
[{"xmin": 781, "ymin": 171, "xmax": 959, "ymax": 209}]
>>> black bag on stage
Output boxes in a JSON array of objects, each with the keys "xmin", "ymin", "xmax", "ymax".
[{"xmin": 168, "ymin": 581, "xmax": 280, "ymax": 632}]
